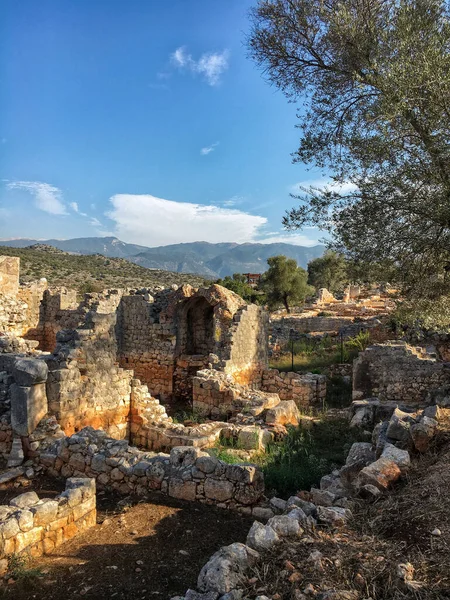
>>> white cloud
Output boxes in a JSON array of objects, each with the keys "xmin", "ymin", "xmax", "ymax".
[
  {"xmin": 69, "ymin": 201, "xmax": 88, "ymax": 217},
  {"xmin": 6, "ymin": 181, "xmax": 67, "ymax": 215},
  {"xmin": 256, "ymin": 232, "xmax": 323, "ymax": 246},
  {"xmin": 200, "ymin": 142, "xmax": 219, "ymax": 155},
  {"xmin": 221, "ymin": 196, "xmax": 245, "ymax": 207},
  {"xmin": 171, "ymin": 47, "xmax": 229, "ymax": 86},
  {"xmin": 107, "ymin": 194, "xmax": 267, "ymax": 247},
  {"xmin": 289, "ymin": 179, "xmax": 358, "ymax": 195}
]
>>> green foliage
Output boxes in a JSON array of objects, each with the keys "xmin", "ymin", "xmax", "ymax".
[
  {"xmin": 270, "ymin": 331, "xmax": 369, "ymax": 372},
  {"xmin": 249, "ymin": 0, "xmax": 450, "ymax": 299},
  {"xmin": 0, "ymin": 246, "xmax": 208, "ymax": 291},
  {"xmin": 7, "ymin": 554, "xmax": 43, "ymax": 581},
  {"xmin": 216, "ymin": 273, "xmax": 265, "ymax": 304},
  {"xmin": 259, "ymin": 418, "xmax": 363, "ymax": 496},
  {"xmin": 260, "ymin": 255, "xmax": 314, "ymax": 312},
  {"xmin": 171, "ymin": 409, "xmax": 206, "ymax": 424},
  {"xmin": 345, "ymin": 330, "xmax": 371, "ymax": 353},
  {"xmin": 307, "ymin": 251, "xmax": 348, "ymax": 293},
  {"xmin": 392, "ymin": 296, "xmax": 450, "ymax": 332}
]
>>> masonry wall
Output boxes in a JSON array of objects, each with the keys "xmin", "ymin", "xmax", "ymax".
[
  {"xmin": 261, "ymin": 369, "xmax": 327, "ymax": 407},
  {"xmin": 224, "ymin": 304, "xmax": 269, "ymax": 387},
  {"xmin": 0, "ymin": 478, "xmax": 96, "ymax": 558},
  {"xmin": 46, "ymin": 315, "xmax": 133, "ymax": 438},
  {"xmin": 118, "ymin": 293, "xmax": 176, "ymax": 399},
  {"xmin": 0, "ymin": 257, "xmax": 20, "ymax": 296},
  {"xmin": 40, "ymin": 428, "xmax": 265, "ymax": 512},
  {"xmin": 353, "ymin": 342, "xmax": 450, "ymax": 405}
]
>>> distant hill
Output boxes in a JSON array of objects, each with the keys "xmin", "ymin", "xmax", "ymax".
[
  {"xmin": 0, "ymin": 237, "xmax": 325, "ymax": 278},
  {"xmin": 0, "ymin": 245, "xmax": 208, "ymax": 292}
]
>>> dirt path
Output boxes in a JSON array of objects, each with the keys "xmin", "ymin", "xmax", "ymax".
[{"xmin": 0, "ymin": 482, "xmax": 253, "ymax": 600}]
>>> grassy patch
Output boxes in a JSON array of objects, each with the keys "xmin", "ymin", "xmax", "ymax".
[
  {"xmin": 270, "ymin": 331, "xmax": 371, "ymax": 373},
  {"xmin": 207, "ymin": 447, "xmax": 245, "ymax": 464},
  {"xmin": 7, "ymin": 554, "xmax": 44, "ymax": 582},
  {"xmin": 257, "ymin": 417, "xmax": 364, "ymax": 497}
]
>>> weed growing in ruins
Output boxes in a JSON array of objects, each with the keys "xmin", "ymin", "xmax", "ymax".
[
  {"xmin": 258, "ymin": 417, "xmax": 364, "ymax": 497},
  {"xmin": 270, "ymin": 331, "xmax": 370, "ymax": 373},
  {"xmin": 7, "ymin": 554, "xmax": 44, "ymax": 582},
  {"xmin": 171, "ymin": 409, "xmax": 206, "ymax": 425}
]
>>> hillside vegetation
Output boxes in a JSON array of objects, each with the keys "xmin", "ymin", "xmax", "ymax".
[{"xmin": 0, "ymin": 245, "xmax": 209, "ymax": 292}]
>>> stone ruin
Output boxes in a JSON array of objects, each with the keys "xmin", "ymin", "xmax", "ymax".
[
  {"xmin": 0, "ymin": 256, "xmax": 325, "ymax": 468},
  {"xmin": 1, "ymin": 256, "xmax": 450, "ymax": 580}
]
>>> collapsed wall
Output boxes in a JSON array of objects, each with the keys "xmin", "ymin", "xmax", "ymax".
[
  {"xmin": 40, "ymin": 429, "xmax": 266, "ymax": 512},
  {"xmin": 0, "ymin": 478, "xmax": 96, "ymax": 559},
  {"xmin": 353, "ymin": 341, "xmax": 450, "ymax": 405},
  {"xmin": 117, "ymin": 285, "xmax": 269, "ymax": 403}
]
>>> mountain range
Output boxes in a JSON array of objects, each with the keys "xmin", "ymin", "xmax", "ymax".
[{"xmin": 0, "ymin": 237, "xmax": 325, "ymax": 278}]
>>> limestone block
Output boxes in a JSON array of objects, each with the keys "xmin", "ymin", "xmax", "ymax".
[
  {"xmin": 204, "ymin": 478, "xmax": 234, "ymax": 502},
  {"xmin": 316, "ymin": 506, "xmax": 352, "ymax": 527},
  {"xmin": 265, "ymin": 400, "xmax": 300, "ymax": 426},
  {"xmin": 11, "ymin": 383, "xmax": 48, "ymax": 436},
  {"xmin": 246, "ymin": 521, "xmax": 279, "ymax": 551},
  {"xmin": 357, "ymin": 457, "xmax": 401, "ymax": 491},
  {"xmin": 410, "ymin": 416, "xmax": 438, "ymax": 452},
  {"xmin": 169, "ymin": 478, "xmax": 197, "ymax": 501},
  {"xmin": 267, "ymin": 515, "xmax": 302, "ymax": 537},
  {"xmin": 10, "ymin": 491, "xmax": 40, "ymax": 509},
  {"xmin": 381, "ymin": 443, "xmax": 410, "ymax": 473},
  {"xmin": 13, "ymin": 358, "xmax": 48, "ymax": 386},
  {"xmin": 386, "ymin": 408, "xmax": 415, "ymax": 442},
  {"xmin": 197, "ymin": 543, "xmax": 260, "ymax": 594}
]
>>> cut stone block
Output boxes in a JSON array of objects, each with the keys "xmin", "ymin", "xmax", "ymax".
[{"xmin": 11, "ymin": 383, "xmax": 48, "ymax": 436}]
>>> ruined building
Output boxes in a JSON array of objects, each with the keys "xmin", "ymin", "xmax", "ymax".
[{"xmin": 0, "ymin": 257, "xmax": 325, "ymax": 462}]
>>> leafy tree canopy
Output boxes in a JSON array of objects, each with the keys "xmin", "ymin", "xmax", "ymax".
[
  {"xmin": 249, "ymin": 0, "xmax": 450, "ymax": 298},
  {"xmin": 216, "ymin": 273, "xmax": 264, "ymax": 303},
  {"xmin": 307, "ymin": 250, "xmax": 348, "ymax": 293},
  {"xmin": 261, "ymin": 255, "xmax": 314, "ymax": 312}
]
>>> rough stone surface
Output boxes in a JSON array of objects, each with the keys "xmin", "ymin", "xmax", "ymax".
[
  {"xmin": 357, "ymin": 458, "xmax": 402, "ymax": 491},
  {"xmin": 197, "ymin": 543, "xmax": 260, "ymax": 594}
]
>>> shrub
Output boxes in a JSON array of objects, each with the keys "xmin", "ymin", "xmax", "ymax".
[{"xmin": 259, "ymin": 417, "xmax": 363, "ymax": 497}]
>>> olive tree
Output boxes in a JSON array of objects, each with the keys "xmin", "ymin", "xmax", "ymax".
[
  {"xmin": 249, "ymin": 0, "xmax": 450, "ymax": 297},
  {"xmin": 261, "ymin": 255, "xmax": 314, "ymax": 312}
]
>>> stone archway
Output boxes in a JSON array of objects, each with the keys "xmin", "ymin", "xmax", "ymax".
[{"xmin": 173, "ymin": 296, "xmax": 216, "ymax": 406}]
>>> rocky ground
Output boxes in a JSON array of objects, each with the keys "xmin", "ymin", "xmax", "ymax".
[
  {"xmin": 0, "ymin": 479, "xmax": 253, "ymax": 599},
  {"xmin": 235, "ymin": 416, "xmax": 450, "ymax": 600}
]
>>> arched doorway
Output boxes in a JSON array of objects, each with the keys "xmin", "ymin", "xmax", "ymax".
[{"xmin": 173, "ymin": 296, "xmax": 216, "ymax": 405}]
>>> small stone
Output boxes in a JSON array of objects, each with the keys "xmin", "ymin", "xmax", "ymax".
[{"xmin": 431, "ymin": 528, "xmax": 442, "ymax": 536}]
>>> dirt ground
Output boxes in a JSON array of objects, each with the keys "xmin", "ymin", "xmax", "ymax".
[{"xmin": 0, "ymin": 478, "xmax": 253, "ymax": 600}]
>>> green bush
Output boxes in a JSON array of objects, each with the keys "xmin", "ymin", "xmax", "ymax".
[{"xmin": 259, "ymin": 417, "xmax": 363, "ymax": 497}]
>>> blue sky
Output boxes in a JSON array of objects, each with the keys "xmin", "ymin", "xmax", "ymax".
[{"xmin": 0, "ymin": 0, "xmax": 330, "ymax": 247}]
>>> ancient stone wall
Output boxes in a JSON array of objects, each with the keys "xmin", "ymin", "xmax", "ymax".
[
  {"xmin": 117, "ymin": 285, "xmax": 268, "ymax": 403},
  {"xmin": 353, "ymin": 342, "xmax": 450, "ymax": 405},
  {"xmin": 261, "ymin": 369, "xmax": 326, "ymax": 407},
  {"xmin": 224, "ymin": 304, "xmax": 269, "ymax": 387},
  {"xmin": 46, "ymin": 315, "xmax": 133, "ymax": 437},
  {"xmin": 272, "ymin": 316, "xmax": 354, "ymax": 337},
  {"xmin": 117, "ymin": 292, "xmax": 176, "ymax": 399},
  {"xmin": 39, "ymin": 428, "xmax": 266, "ymax": 512},
  {"xmin": 0, "ymin": 257, "xmax": 20, "ymax": 296},
  {"xmin": 0, "ymin": 478, "xmax": 96, "ymax": 559}
]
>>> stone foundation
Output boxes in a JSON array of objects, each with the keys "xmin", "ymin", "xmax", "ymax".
[
  {"xmin": 0, "ymin": 477, "xmax": 96, "ymax": 558},
  {"xmin": 39, "ymin": 428, "xmax": 266, "ymax": 511},
  {"xmin": 353, "ymin": 342, "xmax": 450, "ymax": 405},
  {"xmin": 261, "ymin": 369, "xmax": 326, "ymax": 407}
]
